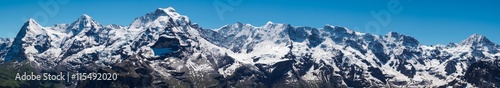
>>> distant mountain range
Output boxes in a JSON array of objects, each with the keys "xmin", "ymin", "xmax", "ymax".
[{"xmin": 0, "ymin": 7, "xmax": 499, "ymax": 88}]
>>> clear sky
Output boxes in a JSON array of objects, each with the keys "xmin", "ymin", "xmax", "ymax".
[{"xmin": 0, "ymin": 0, "xmax": 499, "ymax": 45}]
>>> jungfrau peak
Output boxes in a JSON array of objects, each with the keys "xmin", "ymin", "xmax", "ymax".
[
  {"xmin": 460, "ymin": 33, "xmax": 495, "ymax": 46},
  {"xmin": 129, "ymin": 7, "xmax": 191, "ymax": 29}
]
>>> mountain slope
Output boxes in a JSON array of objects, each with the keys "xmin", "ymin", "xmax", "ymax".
[{"xmin": 0, "ymin": 38, "xmax": 12, "ymax": 62}]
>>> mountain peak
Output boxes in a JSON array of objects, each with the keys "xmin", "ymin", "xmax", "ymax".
[
  {"xmin": 460, "ymin": 33, "xmax": 494, "ymax": 46},
  {"xmin": 385, "ymin": 31, "xmax": 420, "ymax": 47},
  {"xmin": 324, "ymin": 25, "xmax": 355, "ymax": 35},
  {"xmin": 4, "ymin": 18, "xmax": 44, "ymax": 62},
  {"xmin": 24, "ymin": 18, "xmax": 42, "ymax": 29},
  {"xmin": 386, "ymin": 31, "xmax": 400, "ymax": 37},
  {"xmin": 81, "ymin": 14, "xmax": 91, "ymax": 19},
  {"xmin": 262, "ymin": 21, "xmax": 290, "ymax": 29},
  {"xmin": 469, "ymin": 33, "xmax": 485, "ymax": 39},
  {"xmin": 70, "ymin": 14, "xmax": 99, "ymax": 27},
  {"xmin": 227, "ymin": 22, "xmax": 245, "ymax": 28},
  {"xmin": 323, "ymin": 24, "xmax": 334, "ymax": 29},
  {"xmin": 386, "ymin": 31, "xmax": 415, "ymax": 39},
  {"xmin": 150, "ymin": 7, "xmax": 180, "ymax": 18},
  {"xmin": 67, "ymin": 14, "xmax": 100, "ymax": 35},
  {"xmin": 22, "ymin": 18, "xmax": 43, "ymax": 32},
  {"xmin": 235, "ymin": 22, "xmax": 243, "ymax": 25},
  {"xmin": 129, "ymin": 7, "xmax": 188, "ymax": 29},
  {"xmin": 76, "ymin": 14, "xmax": 96, "ymax": 22},
  {"xmin": 28, "ymin": 18, "xmax": 38, "ymax": 24},
  {"xmin": 265, "ymin": 21, "xmax": 274, "ymax": 25},
  {"xmin": 155, "ymin": 7, "xmax": 176, "ymax": 14}
]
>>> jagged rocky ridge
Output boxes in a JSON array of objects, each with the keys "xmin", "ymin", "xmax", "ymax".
[{"xmin": 0, "ymin": 7, "xmax": 499, "ymax": 87}]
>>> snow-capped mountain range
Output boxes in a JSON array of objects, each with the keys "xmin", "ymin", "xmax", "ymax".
[{"xmin": 0, "ymin": 7, "xmax": 499, "ymax": 87}]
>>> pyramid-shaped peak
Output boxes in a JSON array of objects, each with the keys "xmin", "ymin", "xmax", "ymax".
[
  {"xmin": 464, "ymin": 34, "xmax": 488, "ymax": 42},
  {"xmin": 14, "ymin": 18, "xmax": 44, "ymax": 38},
  {"xmin": 28, "ymin": 18, "xmax": 37, "ymax": 23},
  {"xmin": 66, "ymin": 14, "xmax": 101, "ymax": 35},
  {"xmin": 469, "ymin": 34, "xmax": 485, "ymax": 39},
  {"xmin": 23, "ymin": 18, "xmax": 43, "ymax": 29},
  {"xmin": 26, "ymin": 18, "xmax": 40, "ymax": 26},
  {"xmin": 76, "ymin": 14, "xmax": 95, "ymax": 22},
  {"xmin": 80, "ymin": 14, "xmax": 92, "ymax": 19},
  {"xmin": 460, "ymin": 33, "xmax": 493, "ymax": 46},
  {"xmin": 71, "ymin": 14, "xmax": 99, "ymax": 25},
  {"xmin": 82, "ymin": 14, "xmax": 90, "ymax": 17}
]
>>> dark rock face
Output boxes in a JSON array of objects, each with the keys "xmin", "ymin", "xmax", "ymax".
[
  {"xmin": 464, "ymin": 60, "xmax": 500, "ymax": 88},
  {"xmin": 444, "ymin": 60, "xmax": 457, "ymax": 75},
  {"xmin": 307, "ymin": 28, "xmax": 324, "ymax": 47},
  {"xmin": 396, "ymin": 59, "xmax": 416, "ymax": 78},
  {"xmin": 287, "ymin": 27, "xmax": 308, "ymax": 42},
  {"xmin": 151, "ymin": 36, "xmax": 180, "ymax": 56}
]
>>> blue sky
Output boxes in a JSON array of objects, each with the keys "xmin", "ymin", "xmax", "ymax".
[{"xmin": 0, "ymin": 0, "xmax": 499, "ymax": 45}]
